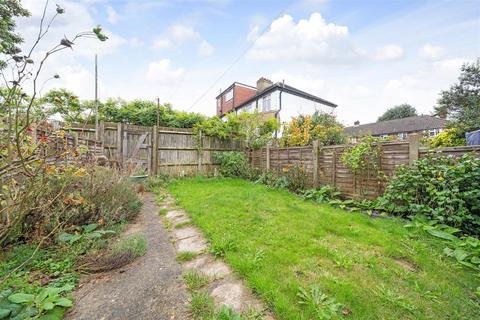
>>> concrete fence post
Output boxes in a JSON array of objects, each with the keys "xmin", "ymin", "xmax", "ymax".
[
  {"xmin": 98, "ymin": 120, "xmax": 105, "ymax": 155},
  {"xmin": 408, "ymin": 133, "xmax": 420, "ymax": 166}
]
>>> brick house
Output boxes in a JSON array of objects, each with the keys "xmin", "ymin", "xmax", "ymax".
[
  {"xmin": 216, "ymin": 77, "xmax": 337, "ymax": 124},
  {"xmin": 343, "ymin": 115, "xmax": 447, "ymax": 143}
]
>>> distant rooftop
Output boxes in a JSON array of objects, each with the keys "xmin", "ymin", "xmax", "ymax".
[{"xmin": 344, "ymin": 115, "xmax": 447, "ymax": 137}]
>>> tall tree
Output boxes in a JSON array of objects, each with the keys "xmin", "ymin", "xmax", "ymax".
[
  {"xmin": 377, "ymin": 104, "xmax": 417, "ymax": 122},
  {"xmin": 0, "ymin": 0, "xmax": 30, "ymax": 69},
  {"xmin": 434, "ymin": 59, "xmax": 480, "ymax": 133}
]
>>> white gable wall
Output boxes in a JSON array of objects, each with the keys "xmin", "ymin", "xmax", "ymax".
[{"xmin": 236, "ymin": 88, "xmax": 336, "ymax": 129}]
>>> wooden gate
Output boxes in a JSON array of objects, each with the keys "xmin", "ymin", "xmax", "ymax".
[
  {"xmin": 121, "ymin": 125, "xmax": 151, "ymax": 174},
  {"xmin": 65, "ymin": 122, "xmax": 242, "ymax": 176}
]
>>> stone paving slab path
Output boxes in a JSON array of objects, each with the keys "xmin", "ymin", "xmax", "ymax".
[
  {"xmin": 66, "ymin": 193, "xmax": 190, "ymax": 320},
  {"xmin": 162, "ymin": 194, "xmax": 275, "ymax": 319}
]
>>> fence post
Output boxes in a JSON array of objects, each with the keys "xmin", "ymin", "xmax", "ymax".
[
  {"xmin": 266, "ymin": 143, "xmax": 271, "ymax": 171},
  {"xmin": 98, "ymin": 121, "xmax": 105, "ymax": 155},
  {"xmin": 313, "ymin": 140, "xmax": 319, "ymax": 188},
  {"xmin": 408, "ymin": 133, "xmax": 420, "ymax": 166},
  {"xmin": 72, "ymin": 132, "xmax": 78, "ymax": 149},
  {"xmin": 332, "ymin": 148, "xmax": 337, "ymax": 187},
  {"xmin": 197, "ymin": 130, "xmax": 203, "ymax": 174},
  {"xmin": 151, "ymin": 125, "xmax": 158, "ymax": 175},
  {"xmin": 116, "ymin": 123, "xmax": 123, "ymax": 166}
]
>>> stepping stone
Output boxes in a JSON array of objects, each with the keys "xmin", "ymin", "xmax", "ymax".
[
  {"xmin": 199, "ymin": 260, "xmax": 230, "ymax": 278},
  {"xmin": 173, "ymin": 227, "xmax": 199, "ymax": 240},
  {"xmin": 177, "ymin": 236, "xmax": 207, "ymax": 253},
  {"xmin": 166, "ymin": 210, "xmax": 185, "ymax": 219},
  {"xmin": 211, "ymin": 282, "xmax": 245, "ymax": 312},
  {"xmin": 172, "ymin": 216, "xmax": 191, "ymax": 226},
  {"xmin": 184, "ymin": 256, "xmax": 231, "ymax": 279},
  {"xmin": 184, "ymin": 255, "xmax": 210, "ymax": 270}
]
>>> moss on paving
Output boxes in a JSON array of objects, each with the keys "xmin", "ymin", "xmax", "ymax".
[{"xmin": 167, "ymin": 177, "xmax": 480, "ymax": 320}]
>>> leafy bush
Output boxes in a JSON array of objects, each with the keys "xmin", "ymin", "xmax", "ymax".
[
  {"xmin": 301, "ymin": 186, "xmax": 340, "ymax": 203},
  {"xmin": 428, "ymin": 128, "xmax": 466, "ymax": 148},
  {"xmin": 280, "ymin": 111, "xmax": 345, "ymax": 147},
  {"xmin": 194, "ymin": 111, "xmax": 278, "ymax": 150},
  {"xmin": 112, "ymin": 234, "xmax": 147, "ymax": 258},
  {"xmin": 3, "ymin": 284, "xmax": 74, "ymax": 319},
  {"xmin": 405, "ymin": 218, "xmax": 480, "ymax": 271},
  {"xmin": 213, "ymin": 151, "xmax": 258, "ymax": 179},
  {"xmin": 255, "ymin": 164, "xmax": 308, "ymax": 193},
  {"xmin": 1, "ymin": 166, "xmax": 141, "ymax": 246},
  {"xmin": 380, "ymin": 154, "xmax": 480, "ymax": 235}
]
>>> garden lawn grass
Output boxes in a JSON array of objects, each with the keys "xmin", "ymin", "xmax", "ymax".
[{"xmin": 168, "ymin": 178, "xmax": 480, "ymax": 320}]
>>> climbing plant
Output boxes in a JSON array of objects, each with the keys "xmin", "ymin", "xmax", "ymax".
[{"xmin": 341, "ymin": 136, "xmax": 384, "ymax": 196}]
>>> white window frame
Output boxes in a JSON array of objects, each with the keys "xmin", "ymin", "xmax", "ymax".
[
  {"xmin": 428, "ymin": 129, "xmax": 439, "ymax": 137},
  {"xmin": 262, "ymin": 94, "xmax": 271, "ymax": 112},
  {"xmin": 397, "ymin": 132, "xmax": 407, "ymax": 140},
  {"xmin": 224, "ymin": 89, "xmax": 233, "ymax": 101}
]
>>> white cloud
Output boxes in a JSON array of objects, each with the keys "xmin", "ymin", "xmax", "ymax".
[
  {"xmin": 128, "ymin": 37, "xmax": 144, "ymax": 47},
  {"xmin": 419, "ymin": 44, "xmax": 445, "ymax": 60},
  {"xmin": 153, "ymin": 24, "xmax": 214, "ymax": 56},
  {"xmin": 146, "ymin": 59, "xmax": 185, "ymax": 84},
  {"xmin": 247, "ymin": 13, "xmax": 362, "ymax": 64},
  {"xmin": 197, "ymin": 40, "xmax": 215, "ymax": 56},
  {"xmin": 106, "ymin": 5, "xmax": 120, "ymax": 24},
  {"xmin": 17, "ymin": 0, "xmax": 126, "ymax": 58},
  {"xmin": 373, "ymin": 44, "xmax": 404, "ymax": 60},
  {"xmin": 153, "ymin": 38, "xmax": 174, "ymax": 49}
]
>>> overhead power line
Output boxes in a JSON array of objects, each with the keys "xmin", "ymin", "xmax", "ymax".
[{"xmin": 186, "ymin": 2, "xmax": 293, "ymax": 112}]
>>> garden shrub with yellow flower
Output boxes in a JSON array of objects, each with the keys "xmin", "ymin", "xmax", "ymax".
[
  {"xmin": 428, "ymin": 128, "xmax": 466, "ymax": 148},
  {"xmin": 280, "ymin": 111, "xmax": 346, "ymax": 147}
]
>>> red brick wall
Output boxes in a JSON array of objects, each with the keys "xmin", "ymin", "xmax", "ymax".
[
  {"xmin": 234, "ymin": 86, "xmax": 256, "ymax": 107},
  {"xmin": 221, "ymin": 98, "xmax": 234, "ymax": 116},
  {"xmin": 217, "ymin": 84, "xmax": 256, "ymax": 116}
]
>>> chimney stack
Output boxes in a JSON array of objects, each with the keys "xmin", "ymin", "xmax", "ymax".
[
  {"xmin": 256, "ymin": 77, "xmax": 273, "ymax": 92},
  {"xmin": 354, "ymin": 120, "xmax": 360, "ymax": 126}
]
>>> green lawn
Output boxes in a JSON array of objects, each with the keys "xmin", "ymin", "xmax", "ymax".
[{"xmin": 167, "ymin": 178, "xmax": 480, "ymax": 320}]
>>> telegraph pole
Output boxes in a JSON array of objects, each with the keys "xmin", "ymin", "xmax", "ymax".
[{"xmin": 95, "ymin": 54, "xmax": 99, "ymax": 141}]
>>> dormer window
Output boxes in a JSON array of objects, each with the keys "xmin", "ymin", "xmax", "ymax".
[{"xmin": 225, "ymin": 89, "xmax": 233, "ymax": 101}]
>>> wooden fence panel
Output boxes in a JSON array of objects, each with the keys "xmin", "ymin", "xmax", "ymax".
[
  {"xmin": 250, "ymin": 140, "xmax": 480, "ymax": 200},
  {"xmin": 64, "ymin": 122, "xmax": 240, "ymax": 176}
]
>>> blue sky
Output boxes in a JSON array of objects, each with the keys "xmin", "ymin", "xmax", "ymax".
[{"xmin": 17, "ymin": 0, "xmax": 480, "ymax": 125}]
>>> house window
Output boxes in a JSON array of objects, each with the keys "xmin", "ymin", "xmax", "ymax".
[
  {"xmin": 225, "ymin": 89, "xmax": 233, "ymax": 101},
  {"xmin": 262, "ymin": 94, "xmax": 271, "ymax": 112},
  {"xmin": 397, "ymin": 132, "xmax": 407, "ymax": 140},
  {"xmin": 245, "ymin": 102, "xmax": 254, "ymax": 113},
  {"xmin": 428, "ymin": 129, "xmax": 439, "ymax": 137}
]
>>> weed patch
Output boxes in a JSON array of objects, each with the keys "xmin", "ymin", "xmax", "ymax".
[
  {"xmin": 176, "ymin": 252, "xmax": 197, "ymax": 262},
  {"xmin": 174, "ymin": 221, "xmax": 192, "ymax": 229},
  {"xmin": 183, "ymin": 271, "xmax": 209, "ymax": 291},
  {"xmin": 190, "ymin": 291, "xmax": 215, "ymax": 319}
]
